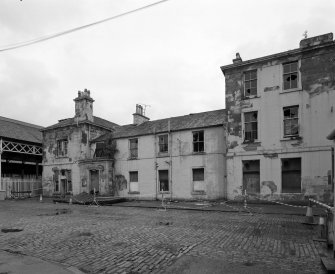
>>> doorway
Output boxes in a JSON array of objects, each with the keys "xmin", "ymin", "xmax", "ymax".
[
  {"xmin": 242, "ymin": 160, "xmax": 260, "ymax": 194},
  {"xmin": 90, "ymin": 170, "xmax": 99, "ymax": 194}
]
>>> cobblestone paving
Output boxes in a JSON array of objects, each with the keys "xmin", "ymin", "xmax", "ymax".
[{"xmin": 0, "ymin": 201, "xmax": 328, "ymax": 273}]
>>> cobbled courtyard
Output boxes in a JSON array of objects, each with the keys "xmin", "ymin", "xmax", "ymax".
[{"xmin": 0, "ymin": 200, "xmax": 329, "ymax": 273}]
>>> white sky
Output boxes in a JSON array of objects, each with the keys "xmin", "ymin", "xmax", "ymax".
[{"xmin": 0, "ymin": 0, "xmax": 334, "ymax": 127}]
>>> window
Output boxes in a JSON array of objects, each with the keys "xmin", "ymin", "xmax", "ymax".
[
  {"xmin": 283, "ymin": 61, "xmax": 298, "ymax": 90},
  {"xmin": 159, "ymin": 170, "xmax": 169, "ymax": 192},
  {"xmin": 94, "ymin": 142, "xmax": 105, "ymax": 158},
  {"xmin": 67, "ymin": 170, "xmax": 72, "ymax": 192},
  {"xmin": 193, "ymin": 131, "xmax": 204, "ymax": 152},
  {"xmin": 244, "ymin": 70, "xmax": 257, "ymax": 97},
  {"xmin": 129, "ymin": 171, "xmax": 139, "ymax": 192},
  {"xmin": 158, "ymin": 134, "xmax": 168, "ymax": 153},
  {"xmin": 193, "ymin": 168, "xmax": 205, "ymax": 192},
  {"xmin": 242, "ymin": 160, "xmax": 260, "ymax": 194},
  {"xmin": 53, "ymin": 170, "xmax": 59, "ymax": 192},
  {"xmin": 57, "ymin": 139, "xmax": 68, "ymax": 157},
  {"xmin": 244, "ymin": 112, "xmax": 258, "ymax": 142},
  {"xmin": 129, "ymin": 138, "xmax": 138, "ymax": 159},
  {"xmin": 283, "ymin": 106, "xmax": 299, "ymax": 137},
  {"xmin": 282, "ymin": 158, "xmax": 301, "ymax": 193}
]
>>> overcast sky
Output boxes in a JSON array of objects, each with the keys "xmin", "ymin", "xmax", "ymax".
[{"xmin": 0, "ymin": 0, "xmax": 334, "ymax": 127}]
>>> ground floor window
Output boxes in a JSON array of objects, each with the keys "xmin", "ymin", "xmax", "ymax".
[
  {"xmin": 242, "ymin": 160, "xmax": 260, "ymax": 194},
  {"xmin": 159, "ymin": 170, "xmax": 169, "ymax": 192},
  {"xmin": 282, "ymin": 158, "xmax": 301, "ymax": 193},
  {"xmin": 193, "ymin": 168, "xmax": 205, "ymax": 192},
  {"xmin": 129, "ymin": 171, "xmax": 139, "ymax": 192}
]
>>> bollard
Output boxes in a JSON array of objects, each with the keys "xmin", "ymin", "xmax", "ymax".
[
  {"xmin": 69, "ymin": 197, "xmax": 72, "ymax": 205},
  {"xmin": 243, "ymin": 190, "xmax": 247, "ymax": 210},
  {"xmin": 39, "ymin": 194, "xmax": 43, "ymax": 202}
]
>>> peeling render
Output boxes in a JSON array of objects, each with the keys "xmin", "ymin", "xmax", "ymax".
[{"xmin": 222, "ymin": 33, "xmax": 335, "ymax": 203}]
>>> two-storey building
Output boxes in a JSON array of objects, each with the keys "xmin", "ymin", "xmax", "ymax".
[
  {"xmin": 221, "ymin": 33, "xmax": 335, "ymax": 202},
  {"xmin": 93, "ymin": 106, "xmax": 227, "ymax": 200},
  {"xmin": 41, "ymin": 90, "xmax": 118, "ymax": 196}
]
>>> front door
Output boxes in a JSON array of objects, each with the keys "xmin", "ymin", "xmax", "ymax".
[
  {"xmin": 90, "ymin": 170, "xmax": 99, "ymax": 194},
  {"xmin": 242, "ymin": 160, "xmax": 260, "ymax": 194},
  {"xmin": 60, "ymin": 179, "xmax": 67, "ymax": 196}
]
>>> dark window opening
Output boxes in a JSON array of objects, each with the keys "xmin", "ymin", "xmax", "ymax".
[
  {"xmin": 242, "ymin": 160, "xmax": 260, "ymax": 194},
  {"xmin": 193, "ymin": 131, "xmax": 204, "ymax": 152},
  {"xmin": 129, "ymin": 171, "xmax": 138, "ymax": 182},
  {"xmin": 159, "ymin": 170, "xmax": 169, "ymax": 192},
  {"xmin": 57, "ymin": 139, "xmax": 68, "ymax": 157},
  {"xmin": 282, "ymin": 158, "xmax": 301, "ymax": 193},
  {"xmin": 244, "ymin": 112, "xmax": 258, "ymax": 142}
]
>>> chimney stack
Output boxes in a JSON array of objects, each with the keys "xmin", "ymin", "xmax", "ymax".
[
  {"xmin": 74, "ymin": 89, "xmax": 94, "ymax": 122},
  {"xmin": 133, "ymin": 104, "xmax": 149, "ymax": 125},
  {"xmin": 233, "ymin": 52, "xmax": 242, "ymax": 64}
]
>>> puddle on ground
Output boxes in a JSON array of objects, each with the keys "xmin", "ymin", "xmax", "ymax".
[
  {"xmin": 37, "ymin": 208, "xmax": 72, "ymax": 216},
  {"xmin": 156, "ymin": 221, "xmax": 173, "ymax": 226},
  {"xmin": 1, "ymin": 228, "xmax": 23, "ymax": 233}
]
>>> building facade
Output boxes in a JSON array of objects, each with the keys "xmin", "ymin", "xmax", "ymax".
[
  {"xmin": 93, "ymin": 106, "xmax": 227, "ymax": 200},
  {"xmin": 42, "ymin": 91, "xmax": 227, "ymax": 200},
  {"xmin": 221, "ymin": 33, "xmax": 335, "ymax": 202},
  {"xmin": 41, "ymin": 90, "xmax": 118, "ymax": 196}
]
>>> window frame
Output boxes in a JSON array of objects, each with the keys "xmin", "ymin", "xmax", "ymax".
[
  {"xmin": 244, "ymin": 69, "xmax": 257, "ymax": 98},
  {"xmin": 243, "ymin": 111, "xmax": 258, "ymax": 142},
  {"xmin": 282, "ymin": 61, "xmax": 300, "ymax": 91},
  {"xmin": 129, "ymin": 171, "xmax": 139, "ymax": 193},
  {"xmin": 158, "ymin": 134, "xmax": 169, "ymax": 154},
  {"xmin": 158, "ymin": 169, "xmax": 169, "ymax": 192},
  {"xmin": 129, "ymin": 138, "xmax": 138, "ymax": 159},
  {"xmin": 283, "ymin": 105, "xmax": 299, "ymax": 138},
  {"xmin": 56, "ymin": 139, "xmax": 68, "ymax": 157},
  {"xmin": 193, "ymin": 130, "xmax": 204, "ymax": 153}
]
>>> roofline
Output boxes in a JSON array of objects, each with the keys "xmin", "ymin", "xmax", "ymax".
[
  {"xmin": 41, "ymin": 118, "xmax": 118, "ymax": 132},
  {"xmin": 109, "ymin": 123, "xmax": 225, "ymax": 141},
  {"xmin": 0, "ymin": 116, "xmax": 44, "ymax": 130},
  {"xmin": 220, "ymin": 41, "xmax": 335, "ymax": 73}
]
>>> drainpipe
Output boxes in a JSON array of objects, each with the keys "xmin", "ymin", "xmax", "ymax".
[
  {"xmin": 154, "ymin": 127, "xmax": 158, "ymax": 200},
  {"xmin": 168, "ymin": 120, "xmax": 172, "ymax": 200},
  {"xmin": 0, "ymin": 138, "xmax": 2, "ymax": 190}
]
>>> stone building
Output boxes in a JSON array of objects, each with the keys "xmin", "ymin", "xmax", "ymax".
[
  {"xmin": 220, "ymin": 33, "xmax": 335, "ymax": 202},
  {"xmin": 41, "ymin": 90, "xmax": 118, "ymax": 196},
  {"xmin": 42, "ymin": 91, "xmax": 227, "ymax": 200}
]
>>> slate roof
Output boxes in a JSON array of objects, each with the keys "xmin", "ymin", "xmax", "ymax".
[
  {"xmin": 42, "ymin": 116, "xmax": 119, "ymax": 131},
  {"xmin": 0, "ymin": 116, "xmax": 43, "ymax": 144},
  {"xmin": 93, "ymin": 109, "xmax": 226, "ymax": 142}
]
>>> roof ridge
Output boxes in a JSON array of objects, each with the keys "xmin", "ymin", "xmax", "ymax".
[{"xmin": 0, "ymin": 116, "xmax": 43, "ymax": 129}]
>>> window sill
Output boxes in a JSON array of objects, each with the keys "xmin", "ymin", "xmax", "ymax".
[
  {"xmin": 280, "ymin": 136, "xmax": 302, "ymax": 141},
  {"xmin": 128, "ymin": 191, "xmax": 140, "ymax": 194},
  {"xmin": 192, "ymin": 151, "xmax": 206, "ymax": 155},
  {"xmin": 280, "ymin": 88, "xmax": 302, "ymax": 94},
  {"xmin": 242, "ymin": 95, "xmax": 260, "ymax": 100},
  {"xmin": 192, "ymin": 191, "xmax": 206, "ymax": 195},
  {"xmin": 127, "ymin": 157, "xmax": 138, "ymax": 161},
  {"xmin": 159, "ymin": 191, "xmax": 170, "ymax": 195},
  {"xmin": 157, "ymin": 153, "xmax": 169, "ymax": 158}
]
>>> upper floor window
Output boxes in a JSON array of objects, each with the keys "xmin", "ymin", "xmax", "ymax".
[
  {"xmin": 94, "ymin": 142, "xmax": 105, "ymax": 158},
  {"xmin": 158, "ymin": 134, "xmax": 168, "ymax": 153},
  {"xmin": 57, "ymin": 139, "xmax": 68, "ymax": 157},
  {"xmin": 283, "ymin": 106, "xmax": 299, "ymax": 137},
  {"xmin": 283, "ymin": 61, "xmax": 298, "ymax": 90},
  {"xmin": 193, "ymin": 131, "xmax": 204, "ymax": 152},
  {"xmin": 244, "ymin": 112, "xmax": 258, "ymax": 142},
  {"xmin": 244, "ymin": 70, "xmax": 257, "ymax": 97},
  {"xmin": 129, "ymin": 138, "xmax": 138, "ymax": 159}
]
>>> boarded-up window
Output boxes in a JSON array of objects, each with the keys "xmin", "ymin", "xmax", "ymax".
[
  {"xmin": 283, "ymin": 106, "xmax": 299, "ymax": 137},
  {"xmin": 282, "ymin": 158, "xmax": 301, "ymax": 193},
  {"xmin": 244, "ymin": 112, "xmax": 258, "ymax": 142},
  {"xmin": 242, "ymin": 160, "xmax": 260, "ymax": 194},
  {"xmin": 129, "ymin": 171, "xmax": 139, "ymax": 192},
  {"xmin": 159, "ymin": 170, "xmax": 169, "ymax": 192},
  {"xmin": 283, "ymin": 61, "xmax": 298, "ymax": 90},
  {"xmin": 129, "ymin": 139, "xmax": 138, "ymax": 158},
  {"xmin": 244, "ymin": 70, "xmax": 257, "ymax": 97},
  {"xmin": 193, "ymin": 131, "xmax": 204, "ymax": 152},
  {"xmin": 193, "ymin": 168, "xmax": 205, "ymax": 192}
]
